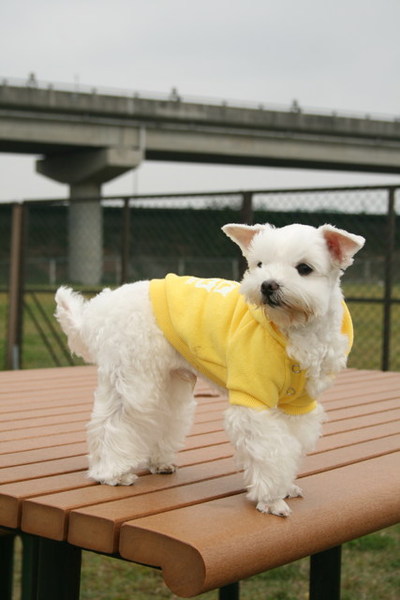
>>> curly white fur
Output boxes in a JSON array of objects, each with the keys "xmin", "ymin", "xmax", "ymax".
[{"xmin": 55, "ymin": 223, "xmax": 364, "ymax": 517}]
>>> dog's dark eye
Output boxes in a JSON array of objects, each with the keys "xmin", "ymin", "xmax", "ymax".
[
  {"xmin": 296, "ymin": 263, "xmax": 313, "ymax": 276},
  {"xmin": 257, "ymin": 261, "xmax": 263, "ymax": 268}
]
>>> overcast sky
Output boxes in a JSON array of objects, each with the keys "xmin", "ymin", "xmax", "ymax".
[{"xmin": 1, "ymin": 0, "xmax": 400, "ymax": 201}]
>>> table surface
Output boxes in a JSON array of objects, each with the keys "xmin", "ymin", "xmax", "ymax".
[{"xmin": 0, "ymin": 366, "xmax": 399, "ymax": 597}]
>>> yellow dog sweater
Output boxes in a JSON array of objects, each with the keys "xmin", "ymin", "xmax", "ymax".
[{"xmin": 150, "ymin": 275, "xmax": 353, "ymax": 415}]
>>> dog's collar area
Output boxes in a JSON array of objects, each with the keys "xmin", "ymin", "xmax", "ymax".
[{"xmin": 248, "ymin": 304, "xmax": 287, "ymax": 344}]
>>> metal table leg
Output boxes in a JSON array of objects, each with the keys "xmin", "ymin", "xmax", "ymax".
[
  {"xmin": 35, "ymin": 538, "xmax": 82, "ymax": 600},
  {"xmin": 0, "ymin": 532, "xmax": 14, "ymax": 600},
  {"xmin": 219, "ymin": 581, "xmax": 240, "ymax": 600},
  {"xmin": 310, "ymin": 545, "xmax": 342, "ymax": 600},
  {"xmin": 21, "ymin": 534, "xmax": 40, "ymax": 600}
]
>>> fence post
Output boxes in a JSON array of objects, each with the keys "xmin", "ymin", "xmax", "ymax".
[
  {"xmin": 238, "ymin": 191, "xmax": 253, "ymax": 277},
  {"xmin": 6, "ymin": 202, "xmax": 26, "ymax": 370},
  {"xmin": 382, "ymin": 187, "xmax": 396, "ymax": 371},
  {"xmin": 120, "ymin": 197, "xmax": 131, "ymax": 284},
  {"xmin": 241, "ymin": 190, "xmax": 253, "ymax": 225}
]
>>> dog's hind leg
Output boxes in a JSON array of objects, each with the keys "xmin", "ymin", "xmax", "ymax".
[
  {"xmin": 87, "ymin": 373, "xmax": 160, "ymax": 486},
  {"xmin": 147, "ymin": 370, "xmax": 197, "ymax": 475}
]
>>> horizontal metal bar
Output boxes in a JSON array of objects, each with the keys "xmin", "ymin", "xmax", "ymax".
[{"xmin": 6, "ymin": 183, "xmax": 400, "ymax": 206}]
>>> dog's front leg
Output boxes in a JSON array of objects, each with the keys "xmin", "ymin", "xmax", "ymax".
[{"xmin": 224, "ymin": 405, "xmax": 303, "ymax": 517}]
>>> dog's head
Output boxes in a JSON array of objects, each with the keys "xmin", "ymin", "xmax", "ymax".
[{"xmin": 223, "ymin": 223, "xmax": 365, "ymax": 329}]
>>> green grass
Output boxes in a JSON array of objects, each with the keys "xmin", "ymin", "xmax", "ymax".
[
  {"xmin": 11, "ymin": 525, "xmax": 400, "ymax": 599},
  {"xmin": 1, "ymin": 290, "xmax": 86, "ymax": 369}
]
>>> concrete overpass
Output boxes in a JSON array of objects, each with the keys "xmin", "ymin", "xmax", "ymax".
[
  {"xmin": 2, "ymin": 80, "xmax": 400, "ymax": 283},
  {"xmin": 2, "ymin": 81, "xmax": 400, "ymax": 173}
]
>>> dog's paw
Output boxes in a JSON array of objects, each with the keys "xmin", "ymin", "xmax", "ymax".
[
  {"xmin": 89, "ymin": 469, "xmax": 138, "ymax": 486},
  {"xmin": 149, "ymin": 463, "xmax": 177, "ymax": 475},
  {"xmin": 286, "ymin": 484, "xmax": 303, "ymax": 498},
  {"xmin": 112, "ymin": 471, "xmax": 139, "ymax": 486},
  {"xmin": 256, "ymin": 498, "xmax": 292, "ymax": 517}
]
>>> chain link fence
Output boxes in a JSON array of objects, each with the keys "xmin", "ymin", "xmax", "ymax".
[{"xmin": 1, "ymin": 185, "xmax": 399, "ymax": 371}]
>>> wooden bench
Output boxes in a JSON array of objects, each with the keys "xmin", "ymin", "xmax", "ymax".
[{"xmin": 0, "ymin": 366, "xmax": 399, "ymax": 599}]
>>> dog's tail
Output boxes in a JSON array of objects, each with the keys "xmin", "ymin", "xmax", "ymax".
[{"xmin": 55, "ymin": 286, "xmax": 93, "ymax": 362}]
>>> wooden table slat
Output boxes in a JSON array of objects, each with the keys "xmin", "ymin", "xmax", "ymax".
[
  {"xmin": 0, "ymin": 420, "xmax": 88, "ymax": 442},
  {"xmin": 325, "ymin": 398, "xmax": 399, "ymax": 421},
  {"xmin": 0, "ymin": 404, "xmax": 91, "ymax": 424},
  {"xmin": 322, "ymin": 387, "xmax": 400, "ymax": 408},
  {"xmin": 0, "ymin": 411, "xmax": 91, "ymax": 434},
  {"xmin": 0, "ymin": 455, "xmax": 88, "ymax": 485},
  {"xmin": 22, "ymin": 459, "xmax": 240, "ymax": 545}
]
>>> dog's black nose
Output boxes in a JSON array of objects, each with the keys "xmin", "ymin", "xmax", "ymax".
[{"xmin": 261, "ymin": 280, "xmax": 280, "ymax": 297}]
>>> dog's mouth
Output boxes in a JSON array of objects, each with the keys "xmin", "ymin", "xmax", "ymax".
[
  {"xmin": 260, "ymin": 279, "xmax": 314, "ymax": 325},
  {"xmin": 263, "ymin": 295, "xmax": 282, "ymax": 308},
  {"xmin": 261, "ymin": 280, "xmax": 283, "ymax": 308}
]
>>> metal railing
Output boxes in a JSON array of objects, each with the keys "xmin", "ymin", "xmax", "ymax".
[{"xmin": 3, "ymin": 75, "xmax": 400, "ymax": 121}]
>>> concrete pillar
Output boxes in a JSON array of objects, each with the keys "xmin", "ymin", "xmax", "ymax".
[
  {"xmin": 36, "ymin": 147, "xmax": 143, "ymax": 285},
  {"xmin": 69, "ymin": 183, "xmax": 103, "ymax": 285}
]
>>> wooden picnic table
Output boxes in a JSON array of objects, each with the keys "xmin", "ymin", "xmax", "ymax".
[{"xmin": 0, "ymin": 365, "xmax": 399, "ymax": 599}]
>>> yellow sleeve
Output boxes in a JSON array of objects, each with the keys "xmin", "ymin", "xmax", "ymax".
[{"xmin": 228, "ymin": 384, "xmax": 280, "ymax": 411}]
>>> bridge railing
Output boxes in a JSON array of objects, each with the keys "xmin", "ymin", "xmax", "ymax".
[
  {"xmin": 1, "ymin": 184, "xmax": 399, "ymax": 371},
  {"xmin": 2, "ymin": 75, "xmax": 399, "ymax": 122}
]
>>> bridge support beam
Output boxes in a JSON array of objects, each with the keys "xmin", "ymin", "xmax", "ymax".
[
  {"xmin": 69, "ymin": 184, "xmax": 103, "ymax": 285},
  {"xmin": 37, "ymin": 147, "xmax": 143, "ymax": 285}
]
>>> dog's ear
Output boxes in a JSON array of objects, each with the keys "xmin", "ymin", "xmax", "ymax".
[
  {"xmin": 320, "ymin": 225, "xmax": 365, "ymax": 269},
  {"xmin": 222, "ymin": 223, "xmax": 265, "ymax": 255}
]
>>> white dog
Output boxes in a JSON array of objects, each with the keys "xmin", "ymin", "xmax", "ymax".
[{"xmin": 55, "ymin": 223, "xmax": 364, "ymax": 517}]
